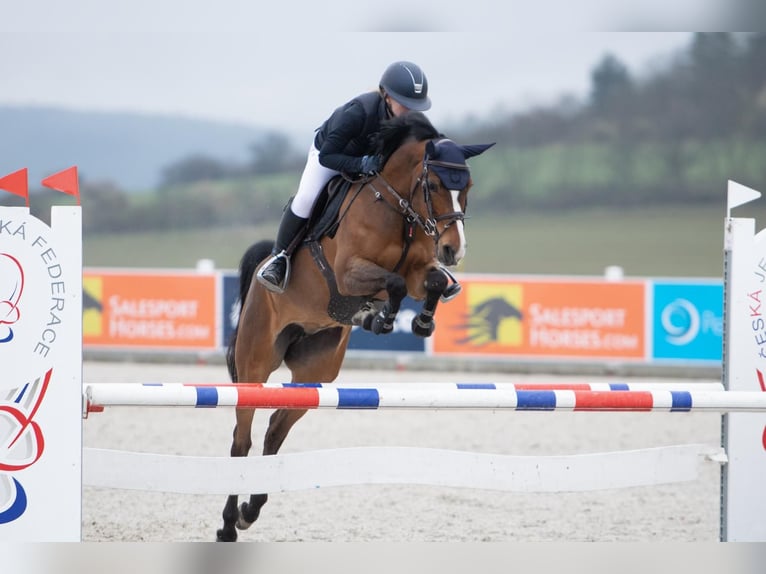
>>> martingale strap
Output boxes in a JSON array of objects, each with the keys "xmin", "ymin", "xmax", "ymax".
[{"xmin": 393, "ymin": 219, "xmax": 416, "ymax": 274}]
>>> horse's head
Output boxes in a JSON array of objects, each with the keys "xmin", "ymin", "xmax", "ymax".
[
  {"xmin": 374, "ymin": 112, "xmax": 493, "ymax": 268},
  {"xmin": 420, "ymin": 138, "xmax": 494, "ymax": 266}
]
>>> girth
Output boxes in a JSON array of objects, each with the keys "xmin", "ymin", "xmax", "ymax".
[{"xmin": 307, "ymin": 240, "xmax": 372, "ymax": 324}]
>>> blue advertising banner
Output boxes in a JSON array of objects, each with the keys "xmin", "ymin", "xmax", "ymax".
[
  {"xmin": 652, "ymin": 281, "xmax": 723, "ymax": 362},
  {"xmin": 221, "ymin": 273, "xmax": 240, "ymax": 349},
  {"xmin": 347, "ymin": 297, "xmax": 425, "ymax": 353}
]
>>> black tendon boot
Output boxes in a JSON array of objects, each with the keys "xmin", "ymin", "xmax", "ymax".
[{"xmin": 256, "ymin": 209, "xmax": 309, "ymax": 293}]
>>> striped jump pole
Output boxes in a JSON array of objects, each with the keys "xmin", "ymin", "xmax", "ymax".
[{"xmin": 84, "ymin": 382, "xmax": 760, "ymax": 414}]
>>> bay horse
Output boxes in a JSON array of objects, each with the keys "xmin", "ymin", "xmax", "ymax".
[{"xmin": 216, "ymin": 112, "xmax": 492, "ymax": 541}]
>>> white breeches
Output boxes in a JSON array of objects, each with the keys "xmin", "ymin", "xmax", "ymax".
[{"xmin": 289, "ymin": 144, "xmax": 339, "ymax": 218}]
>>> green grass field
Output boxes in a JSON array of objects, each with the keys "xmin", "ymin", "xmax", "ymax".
[{"xmin": 84, "ymin": 204, "xmax": 742, "ymax": 278}]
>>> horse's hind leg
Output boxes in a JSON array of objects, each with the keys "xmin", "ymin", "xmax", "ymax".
[
  {"xmin": 234, "ymin": 407, "xmax": 308, "ymax": 531},
  {"xmin": 218, "ymin": 399, "xmax": 303, "ymax": 541},
  {"xmin": 216, "ymin": 406, "xmax": 257, "ymax": 542},
  {"xmin": 412, "ymin": 267, "xmax": 448, "ymax": 337},
  {"xmin": 241, "ymin": 326, "xmax": 350, "ymax": 521}
]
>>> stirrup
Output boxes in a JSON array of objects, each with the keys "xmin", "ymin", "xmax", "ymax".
[
  {"xmin": 256, "ymin": 252, "xmax": 291, "ymax": 294},
  {"xmin": 440, "ymin": 281, "xmax": 462, "ymax": 302},
  {"xmin": 439, "ymin": 265, "xmax": 462, "ymax": 302}
]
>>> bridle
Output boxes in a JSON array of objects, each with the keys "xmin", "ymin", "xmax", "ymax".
[
  {"xmin": 365, "ymin": 145, "xmax": 470, "ymax": 272},
  {"xmin": 370, "ymin": 150, "xmax": 469, "ymax": 240}
]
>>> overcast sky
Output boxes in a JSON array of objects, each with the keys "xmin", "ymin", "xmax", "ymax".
[{"xmin": 0, "ymin": 3, "xmax": 703, "ymax": 140}]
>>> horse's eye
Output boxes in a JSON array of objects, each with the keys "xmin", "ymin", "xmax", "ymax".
[{"xmin": 427, "ymin": 180, "xmax": 439, "ymax": 193}]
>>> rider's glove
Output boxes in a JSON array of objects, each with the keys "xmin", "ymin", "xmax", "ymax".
[{"xmin": 359, "ymin": 154, "xmax": 383, "ymax": 175}]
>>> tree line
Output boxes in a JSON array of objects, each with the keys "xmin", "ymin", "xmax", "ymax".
[
  {"xmin": 458, "ymin": 33, "xmax": 766, "ymax": 212},
  {"xmin": 7, "ymin": 33, "xmax": 766, "ymax": 233}
]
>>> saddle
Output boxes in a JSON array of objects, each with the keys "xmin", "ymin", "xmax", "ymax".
[{"xmin": 305, "ymin": 175, "xmax": 356, "ymax": 242}]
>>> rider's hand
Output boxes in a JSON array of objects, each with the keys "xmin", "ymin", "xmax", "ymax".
[{"xmin": 359, "ymin": 154, "xmax": 383, "ymax": 174}]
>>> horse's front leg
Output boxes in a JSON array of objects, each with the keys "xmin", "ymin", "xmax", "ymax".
[
  {"xmin": 338, "ymin": 257, "xmax": 406, "ymax": 335},
  {"xmin": 364, "ymin": 273, "xmax": 406, "ymax": 334},
  {"xmin": 412, "ymin": 267, "xmax": 448, "ymax": 337}
]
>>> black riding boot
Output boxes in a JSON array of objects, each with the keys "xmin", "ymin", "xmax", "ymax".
[{"xmin": 256, "ymin": 208, "xmax": 309, "ymax": 293}]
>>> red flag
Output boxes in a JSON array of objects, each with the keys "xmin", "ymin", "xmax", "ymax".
[
  {"xmin": 41, "ymin": 166, "xmax": 79, "ymax": 204},
  {"xmin": 0, "ymin": 168, "xmax": 29, "ymax": 206}
]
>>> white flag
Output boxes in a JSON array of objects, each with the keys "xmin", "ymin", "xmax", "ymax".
[{"xmin": 728, "ymin": 180, "xmax": 761, "ymax": 214}]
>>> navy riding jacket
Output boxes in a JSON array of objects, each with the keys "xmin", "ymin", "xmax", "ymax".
[{"xmin": 313, "ymin": 91, "xmax": 390, "ymax": 174}]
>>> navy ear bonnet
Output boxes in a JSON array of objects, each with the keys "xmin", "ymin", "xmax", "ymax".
[{"xmin": 426, "ymin": 140, "xmax": 495, "ymax": 191}]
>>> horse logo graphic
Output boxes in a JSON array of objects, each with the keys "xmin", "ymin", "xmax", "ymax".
[
  {"xmin": 0, "ymin": 253, "xmax": 24, "ymax": 344},
  {"xmin": 454, "ymin": 296, "xmax": 523, "ymax": 346}
]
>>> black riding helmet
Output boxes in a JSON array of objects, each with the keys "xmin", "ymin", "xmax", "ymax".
[{"xmin": 379, "ymin": 61, "xmax": 432, "ymax": 112}]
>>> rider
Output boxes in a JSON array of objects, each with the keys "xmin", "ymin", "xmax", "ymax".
[{"xmin": 256, "ymin": 61, "xmax": 432, "ymax": 293}]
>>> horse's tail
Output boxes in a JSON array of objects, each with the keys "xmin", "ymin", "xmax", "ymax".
[{"xmin": 226, "ymin": 239, "xmax": 275, "ymax": 383}]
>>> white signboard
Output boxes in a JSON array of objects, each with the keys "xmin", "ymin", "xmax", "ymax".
[
  {"xmin": 722, "ymin": 181, "xmax": 766, "ymax": 541},
  {"xmin": 0, "ymin": 206, "xmax": 82, "ymax": 541}
]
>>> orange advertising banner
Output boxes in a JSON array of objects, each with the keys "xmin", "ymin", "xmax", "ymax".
[
  {"xmin": 433, "ymin": 277, "xmax": 646, "ymax": 360},
  {"xmin": 82, "ymin": 271, "xmax": 217, "ymax": 349}
]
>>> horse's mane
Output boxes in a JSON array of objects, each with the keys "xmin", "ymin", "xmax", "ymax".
[{"xmin": 374, "ymin": 112, "xmax": 442, "ymax": 162}]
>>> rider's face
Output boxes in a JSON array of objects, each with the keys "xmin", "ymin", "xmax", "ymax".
[{"xmin": 387, "ymin": 96, "xmax": 410, "ymax": 117}]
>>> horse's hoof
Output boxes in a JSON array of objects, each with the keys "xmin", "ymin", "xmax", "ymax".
[
  {"xmin": 216, "ymin": 527, "xmax": 238, "ymax": 542},
  {"xmin": 236, "ymin": 502, "xmax": 255, "ymax": 530},
  {"xmin": 412, "ymin": 317, "xmax": 435, "ymax": 337},
  {"xmin": 371, "ymin": 314, "xmax": 393, "ymax": 335},
  {"xmin": 237, "ymin": 495, "xmax": 268, "ymax": 530}
]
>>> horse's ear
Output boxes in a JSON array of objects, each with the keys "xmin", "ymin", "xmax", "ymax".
[
  {"xmin": 460, "ymin": 143, "xmax": 495, "ymax": 159},
  {"xmin": 426, "ymin": 140, "xmax": 438, "ymax": 158}
]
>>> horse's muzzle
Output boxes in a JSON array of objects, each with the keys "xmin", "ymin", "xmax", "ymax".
[{"xmin": 438, "ymin": 244, "xmax": 461, "ymax": 267}]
